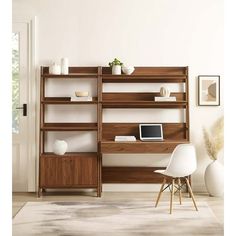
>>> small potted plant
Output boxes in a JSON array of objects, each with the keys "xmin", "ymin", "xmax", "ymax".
[{"xmin": 109, "ymin": 58, "xmax": 123, "ymax": 75}]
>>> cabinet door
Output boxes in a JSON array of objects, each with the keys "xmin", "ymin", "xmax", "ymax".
[
  {"xmin": 40, "ymin": 156, "xmax": 98, "ymax": 187},
  {"xmin": 72, "ymin": 156, "xmax": 98, "ymax": 186},
  {"xmin": 40, "ymin": 157, "xmax": 63, "ymax": 187},
  {"xmin": 62, "ymin": 158, "xmax": 74, "ymax": 186}
]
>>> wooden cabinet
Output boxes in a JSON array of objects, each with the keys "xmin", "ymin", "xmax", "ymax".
[{"xmin": 40, "ymin": 153, "xmax": 98, "ymax": 187}]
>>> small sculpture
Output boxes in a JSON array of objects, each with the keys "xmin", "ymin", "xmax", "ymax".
[
  {"xmin": 49, "ymin": 62, "xmax": 61, "ymax": 75},
  {"xmin": 160, "ymin": 87, "xmax": 170, "ymax": 97}
]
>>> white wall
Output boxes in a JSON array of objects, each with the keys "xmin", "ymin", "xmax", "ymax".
[{"xmin": 13, "ymin": 0, "xmax": 224, "ymax": 192}]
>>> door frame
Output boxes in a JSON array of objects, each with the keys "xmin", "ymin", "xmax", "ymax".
[{"xmin": 13, "ymin": 16, "xmax": 37, "ymax": 191}]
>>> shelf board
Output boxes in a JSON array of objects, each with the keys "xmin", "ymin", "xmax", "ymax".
[
  {"xmin": 41, "ymin": 123, "xmax": 98, "ymax": 131},
  {"xmin": 100, "ymin": 139, "xmax": 189, "ymax": 153},
  {"xmin": 101, "ymin": 101, "xmax": 187, "ymax": 108},
  {"xmin": 42, "ymin": 97, "xmax": 98, "ymax": 104},
  {"xmin": 40, "ymin": 152, "xmax": 97, "ymax": 158},
  {"xmin": 43, "ymin": 73, "xmax": 98, "ymax": 79},
  {"xmin": 102, "ymin": 167, "xmax": 168, "ymax": 183},
  {"xmin": 102, "ymin": 75, "xmax": 186, "ymax": 83}
]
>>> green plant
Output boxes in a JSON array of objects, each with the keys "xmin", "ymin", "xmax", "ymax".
[
  {"xmin": 109, "ymin": 58, "xmax": 123, "ymax": 67},
  {"xmin": 203, "ymin": 116, "xmax": 224, "ymax": 160}
]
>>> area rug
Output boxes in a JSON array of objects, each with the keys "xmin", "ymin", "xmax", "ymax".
[{"xmin": 13, "ymin": 201, "xmax": 223, "ymax": 236}]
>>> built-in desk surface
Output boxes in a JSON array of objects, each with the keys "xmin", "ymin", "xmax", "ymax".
[{"xmin": 100, "ymin": 139, "xmax": 189, "ymax": 153}]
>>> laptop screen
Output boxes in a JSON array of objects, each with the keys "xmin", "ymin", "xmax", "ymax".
[{"xmin": 140, "ymin": 124, "xmax": 163, "ymax": 139}]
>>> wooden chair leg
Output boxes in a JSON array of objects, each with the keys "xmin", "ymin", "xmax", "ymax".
[
  {"xmin": 155, "ymin": 178, "xmax": 166, "ymax": 207},
  {"xmin": 178, "ymin": 178, "xmax": 182, "ymax": 205},
  {"xmin": 186, "ymin": 175, "xmax": 192, "ymax": 197},
  {"xmin": 170, "ymin": 178, "xmax": 175, "ymax": 214},
  {"xmin": 185, "ymin": 177, "xmax": 198, "ymax": 211}
]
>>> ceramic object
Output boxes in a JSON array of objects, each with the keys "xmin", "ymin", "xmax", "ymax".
[
  {"xmin": 160, "ymin": 87, "xmax": 171, "ymax": 97},
  {"xmin": 49, "ymin": 63, "xmax": 61, "ymax": 75},
  {"xmin": 204, "ymin": 160, "xmax": 224, "ymax": 197},
  {"xmin": 112, "ymin": 65, "xmax": 122, "ymax": 75},
  {"xmin": 53, "ymin": 140, "xmax": 68, "ymax": 155},
  {"xmin": 61, "ymin": 57, "xmax": 69, "ymax": 75},
  {"xmin": 122, "ymin": 66, "xmax": 135, "ymax": 75},
  {"xmin": 75, "ymin": 91, "xmax": 89, "ymax": 97}
]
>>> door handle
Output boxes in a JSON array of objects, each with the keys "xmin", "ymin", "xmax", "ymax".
[{"xmin": 16, "ymin": 104, "xmax": 27, "ymax": 116}]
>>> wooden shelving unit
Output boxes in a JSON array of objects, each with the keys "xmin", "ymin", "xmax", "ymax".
[
  {"xmin": 100, "ymin": 66, "xmax": 190, "ymax": 185},
  {"xmin": 39, "ymin": 66, "xmax": 190, "ymax": 196},
  {"xmin": 38, "ymin": 67, "xmax": 100, "ymax": 197}
]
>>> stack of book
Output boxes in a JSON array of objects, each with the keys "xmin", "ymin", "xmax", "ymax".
[
  {"xmin": 71, "ymin": 96, "xmax": 93, "ymax": 101},
  {"xmin": 154, "ymin": 96, "xmax": 176, "ymax": 102},
  {"xmin": 114, "ymin": 136, "xmax": 137, "ymax": 142}
]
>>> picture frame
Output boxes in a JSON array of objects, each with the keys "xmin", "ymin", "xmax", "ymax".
[{"xmin": 198, "ymin": 75, "xmax": 220, "ymax": 106}]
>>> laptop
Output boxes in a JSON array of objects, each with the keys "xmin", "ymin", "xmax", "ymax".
[{"xmin": 139, "ymin": 124, "xmax": 164, "ymax": 141}]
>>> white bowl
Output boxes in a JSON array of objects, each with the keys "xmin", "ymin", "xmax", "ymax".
[
  {"xmin": 75, "ymin": 91, "xmax": 89, "ymax": 97},
  {"xmin": 122, "ymin": 66, "xmax": 135, "ymax": 75}
]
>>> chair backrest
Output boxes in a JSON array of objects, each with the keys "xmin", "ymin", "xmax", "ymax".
[{"xmin": 165, "ymin": 144, "xmax": 197, "ymax": 177}]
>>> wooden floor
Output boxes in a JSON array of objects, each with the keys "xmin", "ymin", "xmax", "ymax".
[{"xmin": 13, "ymin": 191, "xmax": 224, "ymax": 225}]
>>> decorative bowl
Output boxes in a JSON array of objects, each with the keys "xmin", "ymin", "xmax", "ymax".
[
  {"xmin": 122, "ymin": 66, "xmax": 135, "ymax": 75},
  {"xmin": 75, "ymin": 91, "xmax": 89, "ymax": 97}
]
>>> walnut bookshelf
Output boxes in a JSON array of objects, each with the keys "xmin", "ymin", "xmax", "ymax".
[{"xmin": 39, "ymin": 66, "xmax": 190, "ymax": 197}]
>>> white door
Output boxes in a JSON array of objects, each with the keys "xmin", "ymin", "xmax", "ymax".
[{"xmin": 12, "ymin": 21, "xmax": 36, "ymax": 192}]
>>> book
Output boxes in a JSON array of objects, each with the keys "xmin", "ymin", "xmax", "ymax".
[
  {"xmin": 115, "ymin": 136, "xmax": 137, "ymax": 142},
  {"xmin": 154, "ymin": 96, "xmax": 176, "ymax": 102},
  {"xmin": 71, "ymin": 96, "xmax": 93, "ymax": 101}
]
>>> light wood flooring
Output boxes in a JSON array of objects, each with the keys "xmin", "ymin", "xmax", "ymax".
[{"xmin": 13, "ymin": 191, "xmax": 224, "ymax": 225}]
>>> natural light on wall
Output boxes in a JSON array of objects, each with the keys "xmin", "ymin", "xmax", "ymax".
[{"xmin": 12, "ymin": 32, "xmax": 20, "ymax": 134}]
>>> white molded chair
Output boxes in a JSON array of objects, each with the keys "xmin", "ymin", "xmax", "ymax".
[{"xmin": 154, "ymin": 144, "xmax": 198, "ymax": 214}]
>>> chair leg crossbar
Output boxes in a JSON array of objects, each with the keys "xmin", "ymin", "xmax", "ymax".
[{"xmin": 155, "ymin": 177, "xmax": 198, "ymax": 214}]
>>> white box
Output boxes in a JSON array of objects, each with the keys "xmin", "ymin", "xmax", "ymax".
[
  {"xmin": 71, "ymin": 96, "xmax": 93, "ymax": 101},
  {"xmin": 154, "ymin": 96, "xmax": 177, "ymax": 102},
  {"xmin": 114, "ymin": 136, "xmax": 137, "ymax": 142}
]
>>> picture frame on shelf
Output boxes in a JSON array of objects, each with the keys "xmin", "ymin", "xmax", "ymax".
[{"xmin": 198, "ymin": 75, "xmax": 220, "ymax": 106}]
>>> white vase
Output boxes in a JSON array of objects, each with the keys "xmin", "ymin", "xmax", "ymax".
[
  {"xmin": 122, "ymin": 66, "xmax": 135, "ymax": 75},
  {"xmin": 112, "ymin": 65, "xmax": 121, "ymax": 75},
  {"xmin": 204, "ymin": 160, "xmax": 224, "ymax": 197},
  {"xmin": 53, "ymin": 140, "xmax": 68, "ymax": 155},
  {"xmin": 160, "ymin": 87, "xmax": 170, "ymax": 97},
  {"xmin": 49, "ymin": 63, "xmax": 61, "ymax": 74},
  {"xmin": 61, "ymin": 57, "xmax": 69, "ymax": 75}
]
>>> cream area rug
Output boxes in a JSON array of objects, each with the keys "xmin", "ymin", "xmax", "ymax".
[{"xmin": 13, "ymin": 201, "xmax": 223, "ymax": 236}]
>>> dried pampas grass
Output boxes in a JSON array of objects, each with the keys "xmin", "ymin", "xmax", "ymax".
[{"xmin": 203, "ymin": 117, "xmax": 224, "ymax": 160}]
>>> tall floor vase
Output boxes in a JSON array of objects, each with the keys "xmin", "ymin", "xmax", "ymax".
[{"xmin": 204, "ymin": 160, "xmax": 224, "ymax": 197}]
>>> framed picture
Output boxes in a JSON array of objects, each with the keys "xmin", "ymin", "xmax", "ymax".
[{"xmin": 198, "ymin": 75, "xmax": 220, "ymax": 106}]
